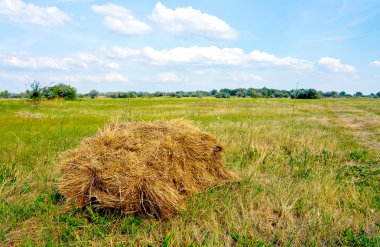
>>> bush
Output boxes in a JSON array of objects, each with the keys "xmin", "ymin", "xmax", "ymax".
[
  {"xmin": 55, "ymin": 84, "xmax": 77, "ymax": 100},
  {"xmin": 42, "ymin": 86, "xmax": 57, "ymax": 99},
  {"xmin": 354, "ymin": 92, "xmax": 363, "ymax": 97},
  {"xmin": 88, "ymin": 90, "xmax": 99, "ymax": 99},
  {"xmin": 26, "ymin": 81, "xmax": 43, "ymax": 103},
  {"xmin": 25, "ymin": 82, "xmax": 77, "ymax": 101},
  {"xmin": 292, "ymin": 89, "xmax": 321, "ymax": 99},
  {"xmin": 0, "ymin": 90, "xmax": 10, "ymax": 98},
  {"xmin": 215, "ymin": 92, "xmax": 230, "ymax": 98}
]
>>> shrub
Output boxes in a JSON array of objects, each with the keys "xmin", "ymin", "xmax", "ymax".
[
  {"xmin": 55, "ymin": 84, "xmax": 77, "ymax": 100},
  {"xmin": 26, "ymin": 81, "xmax": 43, "ymax": 103},
  {"xmin": 88, "ymin": 90, "xmax": 99, "ymax": 99},
  {"xmin": 292, "ymin": 89, "xmax": 321, "ymax": 99},
  {"xmin": 0, "ymin": 90, "xmax": 10, "ymax": 98},
  {"xmin": 354, "ymin": 92, "xmax": 363, "ymax": 97}
]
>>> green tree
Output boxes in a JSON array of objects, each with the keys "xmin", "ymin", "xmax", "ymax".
[
  {"xmin": 55, "ymin": 83, "xmax": 77, "ymax": 100},
  {"xmin": 0, "ymin": 90, "xmax": 10, "ymax": 98},
  {"xmin": 354, "ymin": 92, "xmax": 363, "ymax": 97},
  {"xmin": 236, "ymin": 89, "xmax": 248, "ymax": 98},
  {"xmin": 339, "ymin": 91, "xmax": 347, "ymax": 97},
  {"xmin": 42, "ymin": 86, "xmax": 57, "ymax": 99},
  {"xmin": 26, "ymin": 81, "xmax": 43, "ymax": 104},
  {"xmin": 294, "ymin": 89, "xmax": 321, "ymax": 99},
  {"xmin": 88, "ymin": 90, "xmax": 99, "ymax": 99}
]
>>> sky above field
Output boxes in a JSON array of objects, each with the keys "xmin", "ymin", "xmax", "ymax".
[{"xmin": 0, "ymin": 0, "xmax": 379, "ymax": 93}]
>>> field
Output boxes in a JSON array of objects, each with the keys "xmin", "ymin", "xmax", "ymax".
[{"xmin": 0, "ymin": 97, "xmax": 379, "ymax": 246}]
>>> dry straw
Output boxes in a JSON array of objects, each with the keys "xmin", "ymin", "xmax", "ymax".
[{"xmin": 59, "ymin": 120, "xmax": 239, "ymax": 218}]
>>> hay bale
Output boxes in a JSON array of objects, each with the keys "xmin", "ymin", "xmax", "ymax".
[{"xmin": 59, "ymin": 120, "xmax": 239, "ymax": 218}]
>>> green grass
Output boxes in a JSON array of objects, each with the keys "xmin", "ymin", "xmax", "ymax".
[{"xmin": 0, "ymin": 97, "xmax": 379, "ymax": 246}]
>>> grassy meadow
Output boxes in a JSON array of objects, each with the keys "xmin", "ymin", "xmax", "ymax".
[{"xmin": 0, "ymin": 97, "xmax": 379, "ymax": 246}]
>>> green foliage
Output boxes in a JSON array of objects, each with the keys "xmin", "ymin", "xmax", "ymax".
[
  {"xmin": 215, "ymin": 91, "xmax": 230, "ymax": 98},
  {"xmin": 27, "ymin": 82, "xmax": 77, "ymax": 100},
  {"xmin": 348, "ymin": 150, "xmax": 369, "ymax": 161},
  {"xmin": 26, "ymin": 81, "xmax": 43, "ymax": 103},
  {"xmin": 354, "ymin": 92, "xmax": 363, "ymax": 97},
  {"xmin": 10, "ymin": 85, "xmax": 380, "ymax": 100},
  {"xmin": 0, "ymin": 90, "xmax": 10, "ymax": 98},
  {"xmin": 120, "ymin": 215, "xmax": 142, "ymax": 235},
  {"xmin": 338, "ymin": 228, "xmax": 379, "ymax": 246},
  {"xmin": 236, "ymin": 88, "xmax": 248, "ymax": 98},
  {"xmin": 54, "ymin": 83, "xmax": 77, "ymax": 100},
  {"xmin": 162, "ymin": 232, "xmax": 173, "ymax": 247},
  {"xmin": 88, "ymin": 89, "xmax": 99, "ymax": 99},
  {"xmin": 292, "ymin": 89, "xmax": 321, "ymax": 99}
]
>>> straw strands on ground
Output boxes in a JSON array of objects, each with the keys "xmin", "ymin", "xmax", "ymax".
[{"xmin": 59, "ymin": 120, "xmax": 239, "ymax": 218}]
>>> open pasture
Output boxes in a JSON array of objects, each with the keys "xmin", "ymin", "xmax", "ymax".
[{"xmin": 0, "ymin": 97, "xmax": 379, "ymax": 246}]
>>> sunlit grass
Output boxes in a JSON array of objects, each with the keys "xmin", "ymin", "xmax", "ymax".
[{"xmin": 0, "ymin": 97, "xmax": 379, "ymax": 246}]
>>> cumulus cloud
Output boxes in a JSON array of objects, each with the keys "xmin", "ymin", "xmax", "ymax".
[
  {"xmin": 157, "ymin": 72, "xmax": 179, "ymax": 82},
  {"xmin": 0, "ymin": 0, "xmax": 70, "ymax": 26},
  {"xmin": 150, "ymin": 2, "xmax": 237, "ymax": 40},
  {"xmin": 1, "ymin": 53, "xmax": 119, "ymax": 71},
  {"xmin": 100, "ymin": 46, "xmax": 141, "ymax": 59},
  {"xmin": 248, "ymin": 51, "xmax": 313, "ymax": 70},
  {"xmin": 141, "ymin": 46, "xmax": 245, "ymax": 65},
  {"xmin": 318, "ymin": 57, "xmax": 357, "ymax": 73},
  {"xmin": 75, "ymin": 52, "xmax": 120, "ymax": 69},
  {"xmin": 371, "ymin": 60, "xmax": 380, "ymax": 67},
  {"xmin": 2, "ymin": 56, "xmax": 77, "ymax": 70},
  {"xmin": 227, "ymin": 72, "xmax": 262, "ymax": 81},
  {"xmin": 0, "ymin": 72, "xmax": 32, "ymax": 82},
  {"xmin": 192, "ymin": 70, "xmax": 207, "ymax": 75},
  {"xmin": 104, "ymin": 73, "xmax": 128, "ymax": 82},
  {"xmin": 92, "ymin": 3, "xmax": 151, "ymax": 35},
  {"xmin": 3, "ymin": 46, "xmax": 358, "ymax": 87},
  {"xmin": 106, "ymin": 45, "xmax": 313, "ymax": 70}
]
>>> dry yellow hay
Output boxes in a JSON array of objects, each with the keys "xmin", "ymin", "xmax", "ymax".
[{"xmin": 59, "ymin": 120, "xmax": 239, "ymax": 218}]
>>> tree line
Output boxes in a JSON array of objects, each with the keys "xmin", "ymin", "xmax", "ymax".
[
  {"xmin": 79, "ymin": 88, "xmax": 380, "ymax": 99},
  {"xmin": 0, "ymin": 82, "xmax": 379, "ymax": 100}
]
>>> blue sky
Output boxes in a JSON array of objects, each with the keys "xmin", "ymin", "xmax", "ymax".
[{"xmin": 0, "ymin": 0, "xmax": 379, "ymax": 93}]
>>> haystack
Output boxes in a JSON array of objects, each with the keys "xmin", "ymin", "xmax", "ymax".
[{"xmin": 59, "ymin": 120, "xmax": 239, "ymax": 218}]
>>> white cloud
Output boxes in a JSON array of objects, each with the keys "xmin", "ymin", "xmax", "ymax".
[
  {"xmin": 0, "ymin": 72, "xmax": 32, "ymax": 82},
  {"xmin": 227, "ymin": 72, "xmax": 262, "ymax": 81},
  {"xmin": 141, "ymin": 46, "xmax": 245, "ymax": 65},
  {"xmin": 104, "ymin": 73, "xmax": 128, "ymax": 82},
  {"xmin": 92, "ymin": 3, "xmax": 151, "ymax": 35},
  {"xmin": 0, "ymin": 0, "xmax": 70, "ymax": 26},
  {"xmin": 318, "ymin": 57, "xmax": 357, "ymax": 73},
  {"xmin": 105, "ymin": 62, "xmax": 120, "ymax": 69},
  {"xmin": 249, "ymin": 51, "xmax": 313, "ymax": 70},
  {"xmin": 2, "ymin": 56, "xmax": 77, "ymax": 70},
  {"xmin": 157, "ymin": 72, "xmax": 179, "ymax": 82},
  {"xmin": 192, "ymin": 70, "xmax": 207, "ymax": 75},
  {"xmin": 371, "ymin": 60, "xmax": 380, "ymax": 67},
  {"xmin": 1, "ymin": 53, "xmax": 120, "ymax": 71},
  {"xmin": 75, "ymin": 52, "xmax": 120, "ymax": 69},
  {"xmin": 107, "ymin": 46, "xmax": 312, "ymax": 70},
  {"xmin": 150, "ymin": 2, "xmax": 237, "ymax": 40},
  {"xmin": 100, "ymin": 46, "xmax": 141, "ymax": 59}
]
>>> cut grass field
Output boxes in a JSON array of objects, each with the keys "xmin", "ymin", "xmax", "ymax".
[{"xmin": 0, "ymin": 97, "xmax": 379, "ymax": 246}]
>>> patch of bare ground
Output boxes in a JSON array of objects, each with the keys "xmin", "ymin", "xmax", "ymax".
[{"xmin": 330, "ymin": 106, "xmax": 380, "ymax": 153}]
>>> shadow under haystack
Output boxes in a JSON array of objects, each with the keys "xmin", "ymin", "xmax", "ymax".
[{"xmin": 59, "ymin": 120, "xmax": 239, "ymax": 218}]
